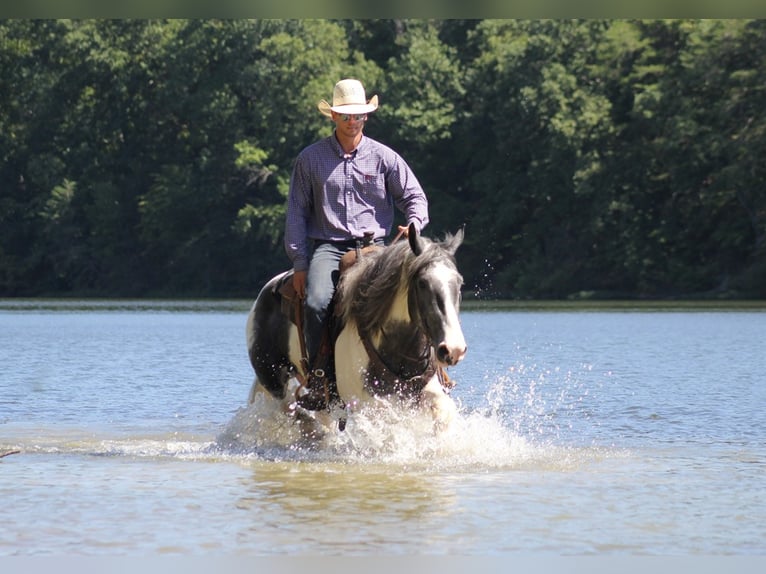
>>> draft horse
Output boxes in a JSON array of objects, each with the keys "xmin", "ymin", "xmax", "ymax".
[{"xmin": 245, "ymin": 223, "xmax": 467, "ymax": 432}]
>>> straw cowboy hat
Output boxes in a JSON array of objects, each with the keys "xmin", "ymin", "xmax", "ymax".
[{"xmin": 317, "ymin": 78, "xmax": 379, "ymax": 118}]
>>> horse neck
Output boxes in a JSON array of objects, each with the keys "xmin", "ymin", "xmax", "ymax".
[
  {"xmin": 369, "ymin": 289, "xmax": 432, "ymax": 376},
  {"xmin": 387, "ymin": 282, "xmax": 412, "ymax": 324},
  {"xmin": 345, "ymin": 250, "xmax": 408, "ymax": 328},
  {"xmin": 363, "ymin": 283, "xmax": 411, "ymax": 340}
]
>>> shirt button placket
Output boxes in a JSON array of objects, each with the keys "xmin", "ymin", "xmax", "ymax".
[
  {"xmin": 346, "ymin": 156, "xmax": 354, "ymax": 195},
  {"xmin": 344, "ymin": 154, "xmax": 353, "ymax": 227}
]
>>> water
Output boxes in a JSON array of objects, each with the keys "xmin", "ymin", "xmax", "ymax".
[{"xmin": 1, "ymin": 300, "xmax": 765, "ymax": 556}]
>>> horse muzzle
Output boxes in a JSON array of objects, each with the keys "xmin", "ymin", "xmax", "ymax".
[{"xmin": 436, "ymin": 342, "xmax": 467, "ymax": 366}]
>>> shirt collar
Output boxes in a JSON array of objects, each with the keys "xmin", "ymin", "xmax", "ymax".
[{"xmin": 331, "ymin": 132, "xmax": 366, "ymax": 158}]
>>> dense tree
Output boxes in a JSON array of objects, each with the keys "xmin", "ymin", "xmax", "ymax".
[
  {"xmin": 458, "ymin": 20, "xmax": 615, "ymax": 297},
  {"xmin": 0, "ymin": 19, "xmax": 763, "ymax": 299}
]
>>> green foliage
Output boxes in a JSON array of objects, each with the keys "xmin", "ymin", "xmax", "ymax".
[
  {"xmin": 0, "ymin": 19, "xmax": 763, "ymax": 299},
  {"xmin": 380, "ymin": 22, "xmax": 463, "ymax": 146}
]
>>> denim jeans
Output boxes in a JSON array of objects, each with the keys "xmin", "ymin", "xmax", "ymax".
[{"xmin": 304, "ymin": 242, "xmax": 347, "ymax": 365}]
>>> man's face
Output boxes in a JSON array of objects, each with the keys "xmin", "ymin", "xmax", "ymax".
[{"xmin": 332, "ymin": 112, "xmax": 367, "ymax": 138}]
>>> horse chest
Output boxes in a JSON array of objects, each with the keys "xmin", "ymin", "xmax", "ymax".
[
  {"xmin": 362, "ymin": 361, "xmax": 429, "ymax": 398},
  {"xmin": 361, "ymin": 326, "xmax": 432, "ymax": 398},
  {"xmin": 335, "ymin": 321, "xmax": 428, "ymax": 401}
]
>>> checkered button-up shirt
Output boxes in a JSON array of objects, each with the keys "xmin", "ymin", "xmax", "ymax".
[{"xmin": 285, "ymin": 133, "xmax": 429, "ymax": 271}]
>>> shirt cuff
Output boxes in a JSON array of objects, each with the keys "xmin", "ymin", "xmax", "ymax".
[{"xmin": 292, "ymin": 256, "xmax": 309, "ymax": 273}]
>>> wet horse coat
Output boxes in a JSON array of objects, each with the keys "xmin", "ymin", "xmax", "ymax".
[{"xmin": 246, "ymin": 224, "xmax": 466, "ymax": 430}]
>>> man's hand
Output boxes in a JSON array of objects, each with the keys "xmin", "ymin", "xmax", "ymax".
[{"xmin": 293, "ymin": 270, "xmax": 307, "ymax": 299}]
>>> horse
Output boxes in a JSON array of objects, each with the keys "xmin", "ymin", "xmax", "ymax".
[{"xmin": 245, "ymin": 222, "xmax": 467, "ymax": 435}]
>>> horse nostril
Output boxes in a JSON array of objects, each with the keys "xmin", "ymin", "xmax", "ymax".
[
  {"xmin": 438, "ymin": 343, "xmax": 464, "ymax": 365},
  {"xmin": 437, "ymin": 343, "xmax": 467, "ymax": 366}
]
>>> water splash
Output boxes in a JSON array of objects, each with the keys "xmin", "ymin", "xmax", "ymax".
[
  {"xmin": 214, "ymin": 373, "xmax": 599, "ymax": 471},
  {"xmin": 472, "ymin": 258, "xmax": 499, "ymax": 299},
  {"xmin": 5, "ymin": 363, "xmax": 603, "ymax": 470}
]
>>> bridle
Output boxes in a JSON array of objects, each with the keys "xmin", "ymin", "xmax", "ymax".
[{"xmin": 358, "ymin": 325, "xmax": 437, "ymax": 396}]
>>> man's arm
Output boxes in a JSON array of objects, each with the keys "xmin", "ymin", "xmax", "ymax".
[
  {"xmin": 388, "ymin": 153, "xmax": 429, "ymax": 232},
  {"xmin": 284, "ymin": 156, "xmax": 312, "ymax": 275}
]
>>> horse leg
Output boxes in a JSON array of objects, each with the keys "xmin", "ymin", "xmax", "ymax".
[
  {"xmin": 420, "ymin": 377, "xmax": 458, "ymax": 431},
  {"xmin": 248, "ymin": 377, "xmax": 268, "ymax": 405}
]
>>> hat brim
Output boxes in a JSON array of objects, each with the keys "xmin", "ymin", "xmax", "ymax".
[{"xmin": 318, "ymin": 95, "xmax": 378, "ymax": 118}]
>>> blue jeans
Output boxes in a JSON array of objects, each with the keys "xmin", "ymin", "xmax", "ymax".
[{"xmin": 304, "ymin": 242, "xmax": 347, "ymax": 365}]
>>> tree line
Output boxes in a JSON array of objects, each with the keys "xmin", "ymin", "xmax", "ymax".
[{"xmin": 1, "ymin": 19, "xmax": 764, "ymax": 299}]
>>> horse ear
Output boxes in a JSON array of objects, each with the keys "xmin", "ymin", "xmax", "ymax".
[
  {"xmin": 444, "ymin": 224, "xmax": 465, "ymax": 255},
  {"xmin": 408, "ymin": 222, "xmax": 424, "ymax": 256}
]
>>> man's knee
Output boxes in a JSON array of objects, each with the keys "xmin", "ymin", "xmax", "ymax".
[{"xmin": 305, "ymin": 286, "xmax": 333, "ymax": 317}]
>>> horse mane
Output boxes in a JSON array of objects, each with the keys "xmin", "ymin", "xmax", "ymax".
[{"xmin": 336, "ymin": 231, "xmax": 462, "ymax": 333}]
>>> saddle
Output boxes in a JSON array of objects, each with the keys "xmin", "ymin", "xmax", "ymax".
[{"xmin": 275, "ymin": 243, "xmax": 380, "ymax": 411}]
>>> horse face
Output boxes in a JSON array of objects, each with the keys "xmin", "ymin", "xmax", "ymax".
[{"xmin": 410, "ymin": 258, "xmax": 467, "ymax": 367}]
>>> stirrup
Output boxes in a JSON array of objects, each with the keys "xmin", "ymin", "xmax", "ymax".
[{"xmin": 296, "ymin": 369, "xmax": 330, "ymax": 411}]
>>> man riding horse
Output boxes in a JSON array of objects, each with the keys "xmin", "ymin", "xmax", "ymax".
[{"xmin": 284, "ymin": 78, "xmax": 430, "ymax": 407}]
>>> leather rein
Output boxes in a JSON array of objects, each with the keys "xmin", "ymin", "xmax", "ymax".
[{"xmin": 359, "ymin": 329, "xmax": 453, "ymax": 396}]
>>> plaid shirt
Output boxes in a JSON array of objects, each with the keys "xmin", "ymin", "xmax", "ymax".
[{"xmin": 285, "ymin": 133, "xmax": 429, "ymax": 271}]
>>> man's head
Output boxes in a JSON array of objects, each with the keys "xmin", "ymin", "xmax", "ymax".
[{"xmin": 318, "ymin": 79, "xmax": 378, "ymax": 119}]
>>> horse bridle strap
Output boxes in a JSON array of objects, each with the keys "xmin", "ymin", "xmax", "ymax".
[{"xmin": 359, "ymin": 330, "xmax": 437, "ymax": 395}]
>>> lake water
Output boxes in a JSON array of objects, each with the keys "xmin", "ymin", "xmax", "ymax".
[{"xmin": 1, "ymin": 299, "xmax": 765, "ymax": 559}]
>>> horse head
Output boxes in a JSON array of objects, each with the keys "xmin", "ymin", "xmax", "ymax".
[{"xmin": 406, "ymin": 222, "xmax": 467, "ymax": 367}]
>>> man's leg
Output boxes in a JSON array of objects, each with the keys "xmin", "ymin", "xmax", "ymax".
[{"xmin": 304, "ymin": 243, "xmax": 344, "ymax": 368}]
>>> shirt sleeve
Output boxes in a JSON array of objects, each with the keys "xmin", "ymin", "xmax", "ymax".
[
  {"xmin": 387, "ymin": 153, "xmax": 429, "ymax": 233},
  {"xmin": 284, "ymin": 155, "xmax": 312, "ymax": 272}
]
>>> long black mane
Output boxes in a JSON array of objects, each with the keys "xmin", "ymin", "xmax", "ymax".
[{"xmin": 336, "ymin": 231, "xmax": 462, "ymax": 333}]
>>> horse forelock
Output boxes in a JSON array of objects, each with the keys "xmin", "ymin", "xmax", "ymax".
[{"xmin": 336, "ymin": 235, "xmax": 460, "ymax": 333}]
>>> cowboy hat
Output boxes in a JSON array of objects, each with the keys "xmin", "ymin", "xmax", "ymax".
[{"xmin": 317, "ymin": 78, "xmax": 379, "ymax": 118}]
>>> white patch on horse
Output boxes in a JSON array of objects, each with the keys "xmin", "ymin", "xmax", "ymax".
[
  {"xmin": 420, "ymin": 376, "xmax": 458, "ymax": 429},
  {"xmin": 431, "ymin": 261, "xmax": 467, "ymax": 365},
  {"xmin": 387, "ymin": 281, "xmax": 411, "ymax": 324},
  {"xmin": 334, "ymin": 318, "xmax": 371, "ymax": 405}
]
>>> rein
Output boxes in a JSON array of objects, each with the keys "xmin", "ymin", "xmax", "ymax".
[
  {"xmin": 359, "ymin": 329, "xmax": 437, "ymax": 395},
  {"xmin": 390, "ymin": 227, "xmax": 406, "ymax": 244},
  {"xmin": 360, "ymin": 331, "xmax": 454, "ymax": 395}
]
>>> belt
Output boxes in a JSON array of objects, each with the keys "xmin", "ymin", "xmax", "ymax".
[{"xmin": 314, "ymin": 237, "xmax": 384, "ymax": 250}]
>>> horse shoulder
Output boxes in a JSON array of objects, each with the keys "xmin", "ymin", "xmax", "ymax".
[{"xmin": 334, "ymin": 319, "xmax": 371, "ymax": 405}]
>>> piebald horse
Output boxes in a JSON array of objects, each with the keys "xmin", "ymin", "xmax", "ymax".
[{"xmin": 246, "ymin": 223, "xmax": 466, "ymax": 434}]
